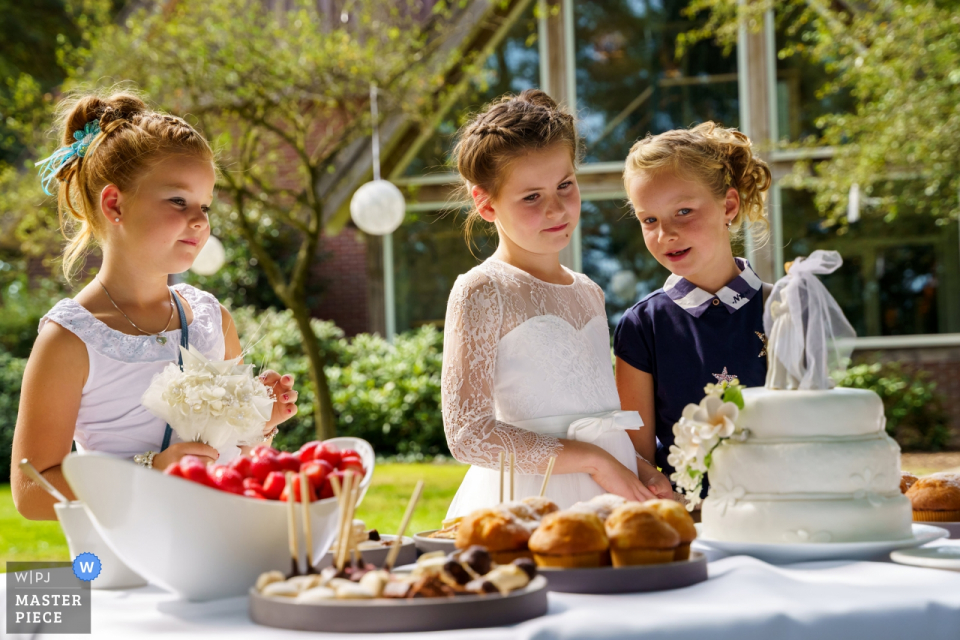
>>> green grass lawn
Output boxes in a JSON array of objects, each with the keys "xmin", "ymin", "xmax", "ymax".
[{"xmin": 0, "ymin": 462, "xmax": 467, "ymax": 570}]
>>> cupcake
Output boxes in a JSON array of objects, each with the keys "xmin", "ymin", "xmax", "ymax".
[
  {"xmin": 455, "ymin": 507, "xmax": 533, "ymax": 563},
  {"xmin": 520, "ymin": 496, "xmax": 559, "ymax": 519},
  {"xmin": 900, "ymin": 471, "xmax": 919, "ymax": 494},
  {"xmin": 643, "ymin": 499, "xmax": 697, "ymax": 560},
  {"xmin": 605, "ymin": 503, "xmax": 680, "ymax": 566},
  {"xmin": 568, "ymin": 493, "xmax": 627, "ymax": 523},
  {"xmin": 906, "ymin": 473, "xmax": 960, "ymax": 522},
  {"xmin": 528, "ymin": 511, "xmax": 609, "ymax": 568}
]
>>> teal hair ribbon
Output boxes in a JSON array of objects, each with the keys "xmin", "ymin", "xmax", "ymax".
[{"xmin": 35, "ymin": 120, "xmax": 102, "ymax": 196}]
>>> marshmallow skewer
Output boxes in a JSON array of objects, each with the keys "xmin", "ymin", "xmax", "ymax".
[
  {"xmin": 384, "ymin": 479, "xmax": 424, "ymax": 572},
  {"xmin": 299, "ymin": 471, "xmax": 317, "ymax": 574},
  {"xmin": 498, "ymin": 451, "xmax": 505, "ymax": 503},
  {"xmin": 284, "ymin": 471, "xmax": 300, "ymax": 577},
  {"xmin": 509, "ymin": 452, "xmax": 516, "ymax": 501},
  {"xmin": 539, "ymin": 456, "xmax": 556, "ymax": 498}
]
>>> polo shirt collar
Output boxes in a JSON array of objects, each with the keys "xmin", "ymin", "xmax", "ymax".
[{"xmin": 663, "ymin": 258, "xmax": 762, "ymax": 318}]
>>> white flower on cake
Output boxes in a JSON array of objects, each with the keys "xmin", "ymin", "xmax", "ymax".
[
  {"xmin": 668, "ymin": 380, "xmax": 746, "ymax": 510},
  {"xmin": 142, "ymin": 346, "xmax": 275, "ymax": 450}
]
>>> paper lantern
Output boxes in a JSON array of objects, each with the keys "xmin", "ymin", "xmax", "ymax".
[
  {"xmin": 191, "ymin": 235, "xmax": 226, "ymax": 276},
  {"xmin": 350, "ymin": 179, "xmax": 405, "ymax": 235}
]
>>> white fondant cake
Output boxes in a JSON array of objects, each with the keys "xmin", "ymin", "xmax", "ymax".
[{"xmin": 700, "ymin": 387, "xmax": 913, "ymax": 544}]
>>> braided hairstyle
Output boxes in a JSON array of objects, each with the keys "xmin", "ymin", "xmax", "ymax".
[
  {"xmin": 50, "ymin": 90, "xmax": 214, "ymax": 280},
  {"xmin": 452, "ymin": 89, "xmax": 580, "ymax": 244},
  {"xmin": 623, "ymin": 122, "xmax": 772, "ymax": 242}
]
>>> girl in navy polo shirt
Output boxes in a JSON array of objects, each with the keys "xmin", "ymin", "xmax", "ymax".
[{"xmin": 613, "ymin": 122, "xmax": 773, "ymax": 502}]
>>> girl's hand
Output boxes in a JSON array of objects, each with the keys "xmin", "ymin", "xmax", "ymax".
[
  {"xmin": 590, "ymin": 455, "xmax": 657, "ymax": 502},
  {"xmin": 153, "ymin": 442, "xmax": 219, "ymax": 471},
  {"xmin": 260, "ymin": 371, "xmax": 298, "ymax": 428},
  {"xmin": 636, "ymin": 461, "xmax": 674, "ymax": 499}
]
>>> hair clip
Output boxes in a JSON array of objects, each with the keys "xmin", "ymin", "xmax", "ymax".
[{"xmin": 35, "ymin": 119, "xmax": 102, "ymax": 196}]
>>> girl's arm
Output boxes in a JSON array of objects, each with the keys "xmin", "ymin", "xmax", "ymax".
[
  {"xmin": 615, "ymin": 357, "xmax": 657, "ymax": 462},
  {"xmin": 442, "ymin": 275, "xmax": 655, "ymax": 502},
  {"xmin": 11, "ymin": 323, "xmax": 86, "ymax": 520}
]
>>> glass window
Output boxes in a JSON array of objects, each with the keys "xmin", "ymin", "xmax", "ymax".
[
  {"xmin": 580, "ymin": 199, "xmax": 671, "ymax": 330},
  {"xmin": 402, "ymin": 7, "xmax": 540, "ymax": 176},
  {"xmin": 780, "ymin": 188, "xmax": 960, "ymax": 337},
  {"xmin": 575, "ymin": 0, "xmax": 740, "ymax": 163},
  {"xmin": 392, "ymin": 209, "xmax": 497, "ymax": 333}
]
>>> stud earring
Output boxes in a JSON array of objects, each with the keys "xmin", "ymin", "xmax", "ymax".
[
  {"xmin": 114, "ymin": 217, "xmax": 120, "ymax": 222},
  {"xmin": 725, "ymin": 220, "xmax": 732, "ymax": 228}
]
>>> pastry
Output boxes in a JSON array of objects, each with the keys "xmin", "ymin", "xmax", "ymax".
[
  {"xmin": 528, "ymin": 511, "xmax": 609, "ymax": 568},
  {"xmin": 906, "ymin": 472, "xmax": 960, "ymax": 522},
  {"xmin": 643, "ymin": 499, "xmax": 697, "ymax": 560},
  {"xmin": 605, "ymin": 503, "xmax": 680, "ymax": 566},
  {"xmin": 455, "ymin": 507, "xmax": 533, "ymax": 563},
  {"xmin": 520, "ymin": 496, "xmax": 559, "ymax": 519},
  {"xmin": 568, "ymin": 493, "xmax": 627, "ymax": 522},
  {"xmin": 900, "ymin": 471, "xmax": 919, "ymax": 494}
]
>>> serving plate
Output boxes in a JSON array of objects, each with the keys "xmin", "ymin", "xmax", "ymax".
[
  {"xmin": 693, "ymin": 523, "xmax": 948, "ymax": 564},
  {"xmin": 61, "ymin": 437, "xmax": 374, "ymax": 601},
  {"xmin": 890, "ymin": 545, "xmax": 960, "ymax": 571},
  {"xmin": 248, "ymin": 575, "xmax": 548, "ymax": 633},
  {"xmin": 314, "ymin": 535, "xmax": 417, "ymax": 570},
  {"xmin": 538, "ymin": 552, "xmax": 708, "ymax": 594},
  {"xmin": 413, "ymin": 530, "xmax": 457, "ymax": 554}
]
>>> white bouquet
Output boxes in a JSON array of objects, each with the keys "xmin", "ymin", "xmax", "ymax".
[{"xmin": 141, "ymin": 345, "xmax": 275, "ymax": 451}]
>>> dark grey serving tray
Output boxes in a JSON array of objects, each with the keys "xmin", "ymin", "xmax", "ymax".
[
  {"xmin": 314, "ymin": 536, "xmax": 417, "ymax": 570},
  {"xmin": 538, "ymin": 552, "xmax": 708, "ymax": 594},
  {"xmin": 249, "ymin": 575, "xmax": 549, "ymax": 633}
]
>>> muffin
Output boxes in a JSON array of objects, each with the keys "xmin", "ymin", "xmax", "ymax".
[
  {"xmin": 568, "ymin": 493, "xmax": 628, "ymax": 523},
  {"xmin": 643, "ymin": 499, "xmax": 697, "ymax": 560},
  {"xmin": 520, "ymin": 496, "xmax": 559, "ymax": 520},
  {"xmin": 528, "ymin": 511, "xmax": 609, "ymax": 568},
  {"xmin": 455, "ymin": 507, "xmax": 533, "ymax": 563},
  {"xmin": 900, "ymin": 472, "xmax": 919, "ymax": 494},
  {"xmin": 605, "ymin": 503, "xmax": 680, "ymax": 566},
  {"xmin": 906, "ymin": 473, "xmax": 960, "ymax": 522}
]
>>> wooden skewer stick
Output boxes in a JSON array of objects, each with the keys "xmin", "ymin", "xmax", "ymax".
[
  {"xmin": 539, "ymin": 456, "xmax": 557, "ymax": 498},
  {"xmin": 337, "ymin": 471, "xmax": 357, "ymax": 572},
  {"xmin": 342, "ymin": 472, "xmax": 361, "ymax": 572},
  {"xmin": 284, "ymin": 471, "xmax": 300, "ymax": 576},
  {"xmin": 498, "ymin": 451, "xmax": 505, "ymax": 503},
  {"xmin": 509, "ymin": 452, "xmax": 516, "ymax": 501},
  {"xmin": 384, "ymin": 479, "xmax": 424, "ymax": 572},
  {"xmin": 329, "ymin": 474, "xmax": 345, "ymax": 570},
  {"xmin": 299, "ymin": 471, "xmax": 316, "ymax": 573},
  {"xmin": 350, "ymin": 478, "xmax": 364, "ymax": 568}
]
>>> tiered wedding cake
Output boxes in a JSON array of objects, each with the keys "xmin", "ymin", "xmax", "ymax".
[{"xmin": 695, "ymin": 251, "xmax": 913, "ymax": 544}]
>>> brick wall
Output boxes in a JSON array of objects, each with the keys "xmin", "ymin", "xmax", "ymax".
[
  {"xmin": 854, "ymin": 345, "xmax": 960, "ymax": 449},
  {"xmin": 310, "ymin": 227, "xmax": 371, "ymax": 337}
]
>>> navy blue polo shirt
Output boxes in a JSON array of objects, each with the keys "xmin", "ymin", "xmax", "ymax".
[{"xmin": 613, "ymin": 258, "xmax": 768, "ymax": 494}]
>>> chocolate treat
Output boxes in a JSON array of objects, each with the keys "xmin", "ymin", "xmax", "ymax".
[
  {"xmin": 465, "ymin": 578, "xmax": 499, "ymax": 594},
  {"xmin": 368, "ymin": 529, "xmax": 381, "ymax": 541},
  {"xmin": 381, "ymin": 580, "xmax": 412, "ymax": 598},
  {"xmin": 512, "ymin": 557, "xmax": 537, "ymax": 580},
  {"xmin": 442, "ymin": 559, "xmax": 472, "ymax": 585},
  {"xmin": 459, "ymin": 546, "xmax": 492, "ymax": 576},
  {"xmin": 409, "ymin": 575, "xmax": 458, "ymax": 598}
]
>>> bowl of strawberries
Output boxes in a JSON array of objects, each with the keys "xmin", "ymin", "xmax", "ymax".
[{"xmin": 61, "ymin": 437, "xmax": 373, "ymax": 601}]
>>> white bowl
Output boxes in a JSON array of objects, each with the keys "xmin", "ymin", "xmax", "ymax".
[
  {"xmin": 61, "ymin": 437, "xmax": 374, "ymax": 601},
  {"xmin": 54, "ymin": 501, "xmax": 147, "ymax": 589}
]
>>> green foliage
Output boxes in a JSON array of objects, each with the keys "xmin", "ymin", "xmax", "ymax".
[
  {"xmin": 0, "ymin": 352, "xmax": 27, "ymax": 483},
  {"xmin": 683, "ymin": 0, "xmax": 960, "ymax": 225},
  {"xmin": 230, "ymin": 306, "xmax": 448, "ymax": 458},
  {"xmin": 835, "ymin": 362, "xmax": 951, "ymax": 451},
  {"xmin": 0, "ymin": 272, "xmax": 65, "ymax": 358}
]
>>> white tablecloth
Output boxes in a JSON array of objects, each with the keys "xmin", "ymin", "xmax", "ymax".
[{"xmin": 5, "ymin": 540, "xmax": 960, "ymax": 640}]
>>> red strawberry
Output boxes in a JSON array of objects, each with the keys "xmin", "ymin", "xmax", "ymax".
[
  {"xmin": 298, "ymin": 441, "xmax": 321, "ymax": 463},
  {"xmin": 339, "ymin": 448, "xmax": 360, "ymax": 460},
  {"xmin": 209, "ymin": 466, "xmax": 245, "ymax": 495},
  {"xmin": 243, "ymin": 489, "xmax": 267, "ymax": 500},
  {"xmin": 280, "ymin": 479, "xmax": 316, "ymax": 503},
  {"xmin": 277, "ymin": 452, "xmax": 301, "ymax": 473},
  {"xmin": 301, "ymin": 460, "xmax": 331, "ymax": 491},
  {"xmin": 314, "ymin": 443, "xmax": 341, "ymax": 468},
  {"xmin": 340, "ymin": 458, "xmax": 365, "ymax": 476},
  {"xmin": 249, "ymin": 453, "xmax": 279, "ymax": 483},
  {"xmin": 318, "ymin": 478, "xmax": 334, "ymax": 500},
  {"xmin": 250, "ymin": 444, "xmax": 279, "ymax": 459},
  {"xmin": 242, "ymin": 477, "xmax": 265, "ymax": 493},
  {"xmin": 180, "ymin": 455, "xmax": 214, "ymax": 487},
  {"xmin": 262, "ymin": 471, "xmax": 287, "ymax": 500},
  {"xmin": 228, "ymin": 455, "xmax": 253, "ymax": 478},
  {"xmin": 164, "ymin": 463, "xmax": 185, "ymax": 478}
]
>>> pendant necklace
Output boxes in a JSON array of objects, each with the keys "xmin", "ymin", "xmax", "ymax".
[{"xmin": 97, "ymin": 278, "xmax": 176, "ymax": 345}]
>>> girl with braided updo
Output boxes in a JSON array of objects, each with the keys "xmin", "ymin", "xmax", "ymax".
[
  {"xmin": 614, "ymin": 122, "xmax": 773, "ymax": 505},
  {"xmin": 12, "ymin": 91, "xmax": 298, "ymax": 520},
  {"xmin": 441, "ymin": 89, "xmax": 672, "ymax": 518}
]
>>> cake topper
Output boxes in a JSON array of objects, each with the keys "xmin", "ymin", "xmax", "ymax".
[{"xmin": 763, "ymin": 250, "xmax": 856, "ymax": 390}]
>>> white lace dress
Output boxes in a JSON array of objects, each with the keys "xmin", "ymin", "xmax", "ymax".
[
  {"xmin": 39, "ymin": 284, "xmax": 226, "ymax": 461},
  {"xmin": 442, "ymin": 259, "xmax": 642, "ymax": 517}
]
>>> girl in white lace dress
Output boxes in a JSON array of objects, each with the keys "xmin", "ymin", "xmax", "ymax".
[
  {"xmin": 442, "ymin": 91, "xmax": 672, "ymax": 517},
  {"xmin": 11, "ymin": 92, "xmax": 298, "ymax": 521}
]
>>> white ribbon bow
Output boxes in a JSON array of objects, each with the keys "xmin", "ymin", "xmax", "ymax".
[
  {"xmin": 763, "ymin": 250, "xmax": 856, "ymax": 390},
  {"xmin": 567, "ymin": 410, "xmax": 643, "ymax": 442}
]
